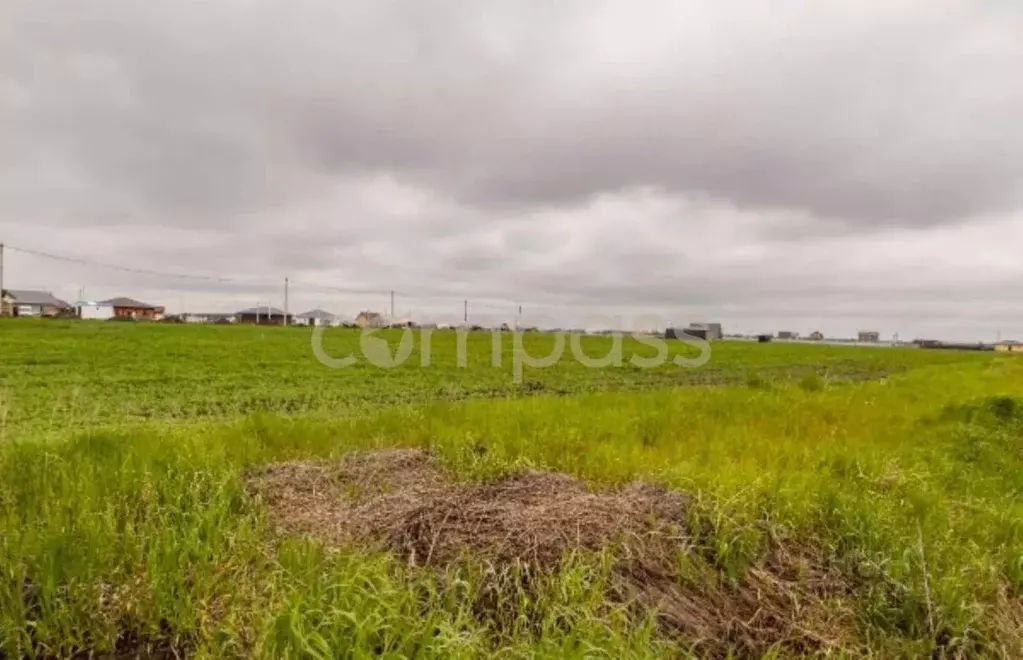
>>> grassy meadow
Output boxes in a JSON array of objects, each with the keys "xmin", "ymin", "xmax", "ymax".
[{"xmin": 0, "ymin": 319, "xmax": 1020, "ymax": 658}]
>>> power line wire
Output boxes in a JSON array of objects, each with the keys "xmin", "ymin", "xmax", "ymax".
[
  {"xmin": 5, "ymin": 244, "xmax": 237, "ymax": 283},
  {"xmin": 5, "ymin": 242, "xmax": 644, "ymax": 315}
]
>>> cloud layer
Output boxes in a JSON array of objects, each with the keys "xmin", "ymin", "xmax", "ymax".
[{"xmin": 2, "ymin": 0, "xmax": 1022, "ymax": 339}]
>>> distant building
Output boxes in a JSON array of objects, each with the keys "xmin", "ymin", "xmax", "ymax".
[
  {"xmin": 808, "ymin": 331, "xmax": 824, "ymax": 341},
  {"xmin": 757, "ymin": 334, "xmax": 773, "ymax": 343},
  {"xmin": 355, "ymin": 311, "xmax": 385, "ymax": 328},
  {"xmin": 183, "ymin": 312, "xmax": 235, "ymax": 324},
  {"xmin": 930, "ymin": 342, "xmax": 990, "ymax": 352},
  {"xmin": 667, "ymin": 326, "xmax": 708, "ymax": 340},
  {"xmin": 295, "ymin": 309, "xmax": 337, "ymax": 327},
  {"xmin": 995, "ymin": 341, "xmax": 1023, "ymax": 353},
  {"xmin": 913, "ymin": 338, "xmax": 942, "ymax": 349},
  {"xmin": 689, "ymin": 322, "xmax": 723, "ymax": 340},
  {"xmin": 2, "ymin": 289, "xmax": 71, "ymax": 317},
  {"xmin": 77, "ymin": 301, "xmax": 115, "ymax": 320},
  {"xmin": 777, "ymin": 331, "xmax": 799, "ymax": 340},
  {"xmin": 235, "ymin": 306, "xmax": 291, "ymax": 325},
  {"xmin": 858, "ymin": 331, "xmax": 880, "ymax": 343},
  {"xmin": 102, "ymin": 297, "xmax": 164, "ymax": 320}
]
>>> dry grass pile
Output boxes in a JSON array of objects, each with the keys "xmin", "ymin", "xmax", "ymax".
[
  {"xmin": 245, "ymin": 449, "xmax": 689, "ymax": 567},
  {"xmin": 245, "ymin": 449, "xmax": 859, "ymax": 655}
]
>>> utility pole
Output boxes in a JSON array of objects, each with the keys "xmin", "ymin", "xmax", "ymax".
[
  {"xmin": 284, "ymin": 277, "xmax": 289, "ymax": 325},
  {"xmin": 0, "ymin": 242, "xmax": 5, "ymax": 316},
  {"xmin": 390, "ymin": 289, "xmax": 395, "ymax": 320},
  {"xmin": 256, "ymin": 302, "xmax": 260, "ymax": 324},
  {"xmin": 464, "ymin": 299, "xmax": 468, "ymax": 325},
  {"xmin": 517, "ymin": 304, "xmax": 522, "ymax": 329}
]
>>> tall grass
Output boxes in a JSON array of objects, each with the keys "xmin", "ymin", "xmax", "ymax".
[{"xmin": 0, "ymin": 322, "xmax": 1020, "ymax": 656}]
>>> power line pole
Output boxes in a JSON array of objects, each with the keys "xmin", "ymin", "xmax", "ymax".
[
  {"xmin": 464, "ymin": 299, "xmax": 468, "ymax": 325},
  {"xmin": 390, "ymin": 289, "xmax": 395, "ymax": 320},
  {"xmin": 0, "ymin": 242, "xmax": 5, "ymax": 316},
  {"xmin": 284, "ymin": 277, "xmax": 289, "ymax": 325}
]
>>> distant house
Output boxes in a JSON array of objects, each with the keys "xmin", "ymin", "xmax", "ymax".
[
  {"xmin": 995, "ymin": 341, "xmax": 1023, "ymax": 354},
  {"xmin": 777, "ymin": 331, "xmax": 799, "ymax": 340},
  {"xmin": 295, "ymin": 309, "xmax": 337, "ymax": 327},
  {"xmin": 858, "ymin": 331, "xmax": 880, "ymax": 343},
  {"xmin": 235, "ymin": 306, "xmax": 291, "ymax": 325},
  {"xmin": 809, "ymin": 331, "xmax": 824, "ymax": 341},
  {"xmin": 2, "ymin": 289, "xmax": 71, "ymax": 317},
  {"xmin": 355, "ymin": 311, "xmax": 385, "ymax": 328},
  {"xmin": 183, "ymin": 312, "xmax": 235, "ymax": 324},
  {"xmin": 102, "ymin": 297, "xmax": 164, "ymax": 320}
]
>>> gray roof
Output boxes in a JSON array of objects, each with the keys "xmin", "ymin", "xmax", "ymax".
[
  {"xmin": 3, "ymin": 289, "xmax": 70, "ymax": 307},
  {"xmin": 295, "ymin": 309, "xmax": 336, "ymax": 320},
  {"xmin": 101, "ymin": 297, "xmax": 159, "ymax": 309},
  {"xmin": 235, "ymin": 306, "xmax": 288, "ymax": 316}
]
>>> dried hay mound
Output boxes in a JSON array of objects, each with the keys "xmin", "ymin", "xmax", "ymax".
[
  {"xmin": 245, "ymin": 449, "xmax": 858, "ymax": 655},
  {"xmin": 245, "ymin": 448, "xmax": 689, "ymax": 567}
]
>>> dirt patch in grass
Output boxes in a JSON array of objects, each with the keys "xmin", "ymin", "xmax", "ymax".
[{"xmin": 245, "ymin": 449, "xmax": 859, "ymax": 656}]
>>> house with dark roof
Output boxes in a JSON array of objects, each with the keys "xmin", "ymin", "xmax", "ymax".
[
  {"xmin": 295, "ymin": 309, "xmax": 337, "ymax": 327},
  {"xmin": 1, "ymin": 289, "xmax": 71, "ymax": 317},
  {"xmin": 235, "ymin": 306, "xmax": 292, "ymax": 325},
  {"xmin": 101, "ymin": 297, "xmax": 164, "ymax": 320}
]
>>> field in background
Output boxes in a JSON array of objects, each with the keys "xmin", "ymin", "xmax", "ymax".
[
  {"xmin": 0, "ymin": 320, "xmax": 993, "ymax": 438},
  {"xmin": 0, "ymin": 319, "xmax": 1020, "ymax": 657}
]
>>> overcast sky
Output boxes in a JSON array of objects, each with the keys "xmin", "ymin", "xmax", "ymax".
[{"xmin": 2, "ymin": 0, "xmax": 1022, "ymax": 339}]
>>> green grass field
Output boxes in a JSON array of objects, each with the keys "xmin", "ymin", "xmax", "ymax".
[{"xmin": 1, "ymin": 319, "xmax": 1020, "ymax": 658}]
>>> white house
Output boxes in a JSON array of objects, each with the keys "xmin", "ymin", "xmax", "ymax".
[
  {"xmin": 76, "ymin": 301, "xmax": 115, "ymax": 320},
  {"xmin": 294, "ymin": 309, "xmax": 338, "ymax": 327}
]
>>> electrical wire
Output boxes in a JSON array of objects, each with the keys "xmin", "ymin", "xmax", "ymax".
[
  {"xmin": 5, "ymin": 244, "xmax": 237, "ymax": 283},
  {"xmin": 4, "ymin": 242, "xmax": 610, "ymax": 314}
]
